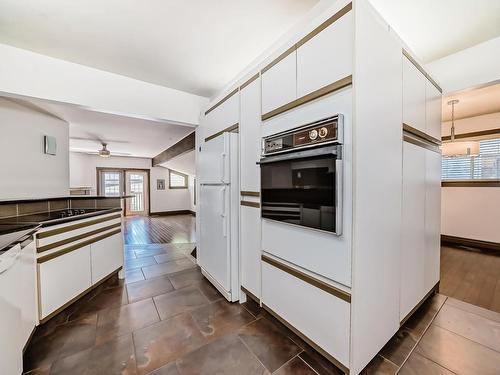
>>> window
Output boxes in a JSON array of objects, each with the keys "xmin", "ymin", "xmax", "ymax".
[
  {"xmin": 102, "ymin": 171, "xmax": 122, "ymax": 196},
  {"xmin": 169, "ymin": 169, "xmax": 188, "ymax": 189},
  {"xmin": 442, "ymin": 137, "xmax": 500, "ymax": 180}
]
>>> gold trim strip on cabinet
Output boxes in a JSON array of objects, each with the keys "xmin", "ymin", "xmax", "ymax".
[
  {"xmin": 403, "ymin": 134, "xmax": 441, "ymax": 153},
  {"xmin": 262, "ymin": 75, "xmax": 352, "ymax": 121},
  {"xmin": 37, "ymin": 228, "xmax": 122, "ymax": 263},
  {"xmin": 262, "ymin": 303, "xmax": 349, "ymax": 374},
  {"xmin": 403, "ymin": 123, "xmax": 441, "ymax": 145},
  {"xmin": 37, "ymin": 222, "xmax": 122, "ymax": 253},
  {"xmin": 241, "ymin": 191, "xmax": 260, "ymax": 197},
  {"xmin": 240, "ymin": 73, "xmax": 260, "ymax": 90},
  {"xmin": 261, "ymin": 45, "xmax": 296, "ymax": 74},
  {"xmin": 204, "ymin": 88, "xmax": 239, "ymax": 115},
  {"xmin": 402, "ymin": 49, "xmax": 442, "ymax": 93},
  {"xmin": 296, "ymin": 2, "xmax": 352, "ymax": 48},
  {"xmin": 241, "ymin": 286, "xmax": 260, "ymax": 304},
  {"xmin": 39, "ymin": 268, "xmax": 121, "ymax": 324},
  {"xmin": 241, "ymin": 200, "xmax": 260, "ymax": 208},
  {"xmin": 261, "ymin": 254, "xmax": 351, "ymax": 303},
  {"xmin": 204, "ymin": 123, "xmax": 239, "ymax": 142},
  {"xmin": 37, "ymin": 213, "xmax": 122, "ymax": 239}
]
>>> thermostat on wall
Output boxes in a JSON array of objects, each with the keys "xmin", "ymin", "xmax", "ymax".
[{"xmin": 44, "ymin": 135, "xmax": 57, "ymax": 155}]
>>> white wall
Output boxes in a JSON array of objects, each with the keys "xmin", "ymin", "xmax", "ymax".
[
  {"xmin": 426, "ymin": 36, "xmax": 500, "ymax": 94},
  {"xmin": 69, "ymin": 152, "xmax": 193, "ymax": 213},
  {"xmin": 441, "ymin": 112, "xmax": 500, "ymax": 243},
  {"xmin": 0, "ymin": 43, "xmax": 207, "ymax": 125},
  {"xmin": 0, "ymin": 98, "xmax": 69, "ymax": 199}
]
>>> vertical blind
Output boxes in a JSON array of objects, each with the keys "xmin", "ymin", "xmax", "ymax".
[{"xmin": 442, "ymin": 137, "xmax": 500, "ymax": 180}]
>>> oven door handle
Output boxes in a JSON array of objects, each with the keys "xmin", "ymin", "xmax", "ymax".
[
  {"xmin": 334, "ymin": 158, "xmax": 343, "ymax": 236},
  {"xmin": 259, "ymin": 145, "xmax": 341, "ymax": 164}
]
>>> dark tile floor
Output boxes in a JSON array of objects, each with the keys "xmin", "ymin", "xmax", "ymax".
[{"xmin": 23, "ymin": 216, "xmax": 500, "ymax": 374}]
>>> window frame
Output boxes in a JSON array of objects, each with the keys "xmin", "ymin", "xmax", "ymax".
[{"xmin": 168, "ymin": 169, "xmax": 188, "ymax": 189}]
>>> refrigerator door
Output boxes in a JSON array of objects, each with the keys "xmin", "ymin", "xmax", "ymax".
[
  {"xmin": 199, "ymin": 133, "xmax": 230, "ymax": 184},
  {"xmin": 199, "ymin": 184, "xmax": 231, "ymax": 291}
]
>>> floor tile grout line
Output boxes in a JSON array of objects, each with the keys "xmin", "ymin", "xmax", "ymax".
[
  {"xmin": 237, "ymin": 334, "xmax": 272, "ymax": 372},
  {"xmin": 271, "ymin": 351, "xmax": 307, "ymax": 374},
  {"xmin": 444, "ymin": 298, "xmax": 500, "ymax": 321},
  {"xmin": 298, "ymin": 355, "xmax": 321, "ymax": 375},
  {"xmin": 397, "ymin": 296, "xmax": 448, "ymax": 373},
  {"xmin": 378, "ymin": 354, "xmax": 399, "ymax": 369}
]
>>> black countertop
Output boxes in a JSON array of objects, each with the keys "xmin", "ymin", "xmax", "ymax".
[
  {"xmin": 0, "ymin": 225, "xmax": 40, "ymax": 252},
  {"xmin": 0, "ymin": 195, "xmax": 133, "ymax": 205}
]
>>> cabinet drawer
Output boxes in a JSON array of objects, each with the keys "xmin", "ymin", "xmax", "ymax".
[
  {"xmin": 38, "ymin": 245, "xmax": 91, "ymax": 319},
  {"xmin": 261, "ymin": 258, "xmax": 350, "ymax": 369},
  {"xmin": 261, "ymin": 51, "xmax": 297, "ymax": 116},
  {"xmin": 91, "ymin": 232, "xmax": 124, "ymax": 284},
  {"xmin": 297, "ymin": 10, "xmax": 353, "ymax": 98}
]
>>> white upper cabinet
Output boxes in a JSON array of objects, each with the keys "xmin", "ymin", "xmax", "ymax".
[
  {"xmin": 297, "ymin": 11, "xmax": 353, "ymax": 98},
  {"xmin": 240, "ymin": 77, "xmax": 261, "ymax": 192},
  {"xmin": 402, "ymin": 56, "xmax": 426, "ymax": 133},
  {"xmin": 425, "ymin": 81, "xmax": 442, "ymax": 140},
  {"xmin": 261, "ymin": 51, "xmax": 297, "ymax": 115},
  {"xmin": 205, "ymin": 91, "xmax": 240, "ymax": 133}
]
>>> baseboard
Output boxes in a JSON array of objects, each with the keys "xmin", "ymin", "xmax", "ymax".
[
  {"xmin": 441, "ymin": 235, "xmax": 500, "ymax": 252},
  {"xmin": 150, "ymin": 210, "xmax": 192, "ymax": 216}
]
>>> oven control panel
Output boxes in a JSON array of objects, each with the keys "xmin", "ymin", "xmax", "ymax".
[{"xmin": 263, "ymin": 115, "xmax": 341, "ymax": 155}]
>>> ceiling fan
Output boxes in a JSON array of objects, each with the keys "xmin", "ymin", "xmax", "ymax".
[
  {"xmin": 98, "ymin": 143, "xmax": 111, "ymax": 158},
  {"xmin": 69, "ymin": 136, "xmax": 131, "ymax": 157}
]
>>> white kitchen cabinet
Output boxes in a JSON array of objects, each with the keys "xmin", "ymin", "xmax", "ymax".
[
  {"xmin": 240, "ymin": 76, "xmax": 261, "ymax": 191},
  {"xmin": 205, "ymin": 91, "xmax": 239, "ymax": 133},
  {"xmin": 402, "ymin": 56, "xmax": 426, "ymax": 133},
  {"xmin": 91, "ymin": 232, "xmax": 124, "ymax": 284},
  {"xmin": 240, "ymin": 204, "xmax": 261, "ymax": 299},
  {"xmin": 297, "ymin": 11, "xmax": 353, "ymax": 98},
  {"xmin": 261, "ymin": 51, "xmax": 297, "ymax": 116},
  {"xmin": 424, "ymin": 150, "xmax": 441, "ymax": 292},
  {"xmin": 425, "ymin": 81, "xmax": 442, "ymax": 140},
  {"xmin": 38, "ymin": 245, "xmax": 92, "ymax": 319},
  {"xmin": 400, "ymin": 141, "xmax": 426, "ymax": 320}
]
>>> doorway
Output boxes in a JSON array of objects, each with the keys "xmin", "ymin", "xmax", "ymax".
[{"xmin": 97, "ymin": 168, "xmax": 150, "ymax": 216}]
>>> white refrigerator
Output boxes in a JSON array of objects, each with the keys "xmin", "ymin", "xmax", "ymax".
[{"xmin": 198, "ymin": 132, "xmax": 240, "ymax": 302}]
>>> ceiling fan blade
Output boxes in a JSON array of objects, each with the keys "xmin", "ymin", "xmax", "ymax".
[{"xmin": 70, "ymin": 136, "xmax": 129, "ymax": 144}]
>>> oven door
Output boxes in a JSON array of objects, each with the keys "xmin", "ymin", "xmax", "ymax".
[{"xmin": 260, "ymin": 145, "xmax": 342, "ymax": 235}]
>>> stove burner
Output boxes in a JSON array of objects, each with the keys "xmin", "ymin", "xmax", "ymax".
[{"xmin": 59, "ymin": 209, "xmax": 86, "ymax": 218}]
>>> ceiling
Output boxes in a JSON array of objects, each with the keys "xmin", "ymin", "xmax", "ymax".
[
  {"xmin": 20, "ymin": 97, "xmax": 195, "ymax": 158},
  {"xmin": 369, "ymin": 0, "xmax": 500, "ymax": 63},
  {"xmin": 0, "ymin": 0, "xmax": 319, "ymax": 97},
  {"xmin": 442, "ymin": 82, "xmax": 500, "ymax": 122}
]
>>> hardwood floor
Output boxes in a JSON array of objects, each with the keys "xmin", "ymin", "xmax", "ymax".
[
  {"xmin": 124, "ymin": 214, "xmax": 196, "ymax": 245},
  {"xmin": 440, "ymin": 245, "xmax": 500, "ymax": 313}
]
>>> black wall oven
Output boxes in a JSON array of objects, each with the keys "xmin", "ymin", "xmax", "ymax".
[{"xmin": 260, "ymin": 116, "xmax": 343, "ymax": 235}]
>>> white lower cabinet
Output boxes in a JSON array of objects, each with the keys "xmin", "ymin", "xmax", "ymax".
[
  {"xmin": 262, "ymin": 261, "xmax": 350, "ymax": 368},
  {"xmin": 91, "ymin": 232, "xmax": 124, "ymax": 284},
  {"xmin": 38, "ymin": 245, "xmax": 92, "ymax": 319},
  {"xmin": 240, "ymin": 205, "xmax": 261, "ymax": 299}
]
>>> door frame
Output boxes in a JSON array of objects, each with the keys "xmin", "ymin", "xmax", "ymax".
[{"xmin": 96, "ymin": 167, "xmax": 151, "ymax": 215}]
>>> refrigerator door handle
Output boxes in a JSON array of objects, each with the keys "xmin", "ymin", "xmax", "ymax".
[
  {"xmin": 220, "ymin": 152, "xmax": 226, "ymax": 183},
  {"xmin": 220, "ymin": 186, "xmax": 227, "ymax": 237}
]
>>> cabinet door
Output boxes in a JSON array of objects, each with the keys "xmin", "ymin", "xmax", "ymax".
[
  {"xmin": 38, "ymin": 245, "xmax": 92, "ymax": 319},
  {"xmin": 424, "ymin": 150, "xmax": 442, "ymax": 291},
  {"xmin": 400, "ymin": 142, "xmax": 426, "ymax": 320},
  {"xmin": 297, "ymin": 11, "xmax": 353, "ymax": 98},
  {"xmin": 240, "ymin": 77, "xmax": 261, "ymax": 192},
  {"xmin": 261, "ymin": 51, "xmax": 297, "ymax": 115},
  {"xmin": 240, "ymin": 204, "xmax": 261, "ymax": 299},
  {"xmin": 402, "ymin": 56, "xmax": 426, "ymax": 133},
  {"xmin": 205, "ymin": 92, "xmax": 239, "ymax": 132},
  {"xmin": 91, "ymin": 232, "xmax": 124, "ymax": 284},
  {"xmin": 426, "ymin": 81, "xmax": 442, "ymax": 140}
]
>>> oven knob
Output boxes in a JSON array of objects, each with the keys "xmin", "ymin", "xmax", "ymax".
[
  {"xmin": 319, "ymin": 127, "xmax": 328, "ymax": 138},
  {"xmin": 309, "ymin": 129, "xmax": 318, "ymax": 140}
]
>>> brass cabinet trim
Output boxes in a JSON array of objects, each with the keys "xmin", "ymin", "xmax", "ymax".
[
  {"xmin": 402, "ymin": 123, "xmax": 441, "ymax": 146},
  {"xmin": 37, "ymin": 228, "xmax": 122, "ymax": 263},
  {"xmin": 204, "ymin": 88, "xmax": 239, "ymax": 115},
  {"xmin": 403, "ymin": 134, "xmax": 441, "ymax": 153},
  {"xmin": 262, "ymin": 303, "xmax": 349, "ymax": 374},
  {"xmin": 262, "ymin": 75, "xmax": 352, "ymax": 121},
  {"xmin": 240, "ymin": 73, "xmax": 260, "ymax": 90},
  {"xmin": 241, "ymin": 200, "xmax": 260, "ymax": 208},
  {"xmin": 241, "ymin": 191, "xmax": 260, "ymax": 197},
  {"xmin": 37, "ymin": 222, "xmax": 122, "ymax": 253},
  {"xmin": 296, "ymin": 2, "xmax": 352, "ymax": 48},
  {"xmin": 241, "ymin": 286, "xmax": 260, "ymax": 304},
  {"xmin": 442, "ymin": 127, "xmax": 500, "ymax": 141},
  {"xmin": 400, "ymin": 282, "xmax": 440, "ymax": 326},
  {"xmin": 204, "ymin": 123, "xmax": 239, "ymax": 142},
  {"xmin": 402, "ymin": 49, "xmax": 442, "ymax": 93},
  {"xmin": 261, "ymin": 45, "xmax": 297, "ymax": 74},
  {"xmin": 441, "ymin": 180, "xmax": 500, "ymax": 187},
  {"xmin": 37, "ymin": 213, "xmax": 122, "ymax": 239},
  {"xmin": 261, "ymin": 254, "xmax": 351, "ymax": 303},
  {"xmin": 38, "ymin": 268, "xmax": 121, "ymax": 324}
]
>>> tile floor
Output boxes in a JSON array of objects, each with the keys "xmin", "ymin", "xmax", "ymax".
[{"xmin": 22, "ymin": 216, "xmax": 500, "ymax": 374}]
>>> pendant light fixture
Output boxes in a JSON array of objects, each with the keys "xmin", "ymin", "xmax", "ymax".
[{"xmin": 442, "ymin": 99, "xmax": 479, "ymax": 157}]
